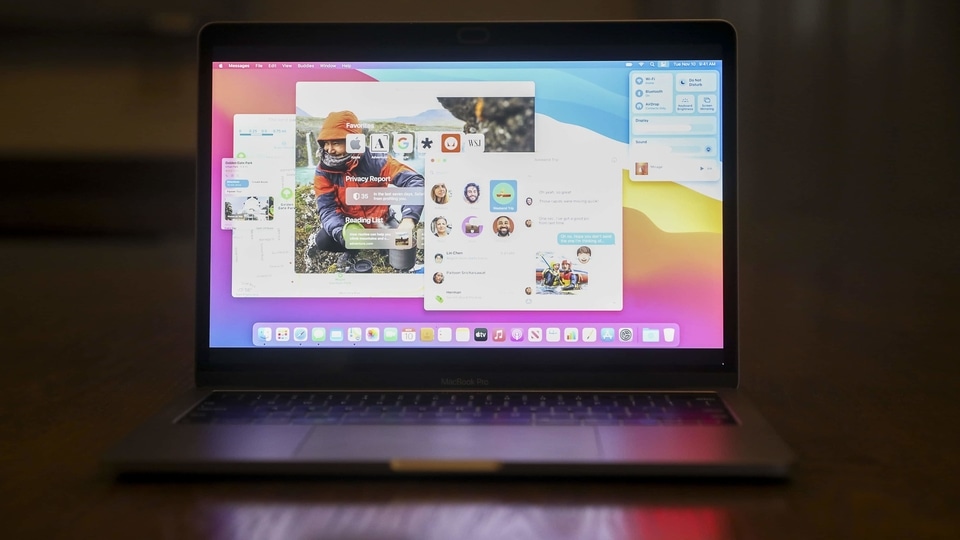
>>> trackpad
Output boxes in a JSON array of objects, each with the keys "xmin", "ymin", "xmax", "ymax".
[{"xmin": 297, "ymin": 426, "xmax": 601, "ymax": 461}]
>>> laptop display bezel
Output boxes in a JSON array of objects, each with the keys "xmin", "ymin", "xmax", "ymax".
[{"xmin": 195, "ymin": 21, "xmax": 739, "ymax": 390}]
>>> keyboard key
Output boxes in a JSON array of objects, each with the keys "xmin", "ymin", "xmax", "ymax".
[
  {"xmin": 292, "ymin": 417, "xmax": 342, "ymax": 425},
  {"xmin": 622, "ymin": 418, "xmax": 661, "ymax": 426},
  {"xmin": 581, "ymin": 418, "xmax": 621, "ymax": 426},
  {"xmin": 535, "ymin": 417, "xmax": 580, "ymax": 426}
]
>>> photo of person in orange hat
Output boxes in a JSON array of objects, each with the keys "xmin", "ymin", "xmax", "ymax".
[{"xmin": 303, "ymin": 110, "xmax": 425, "ymax": 271}]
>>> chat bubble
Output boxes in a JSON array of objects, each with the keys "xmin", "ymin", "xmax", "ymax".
[{"xmin": 557, "ymin": 232, "xmax": 616, "ymax": 245}]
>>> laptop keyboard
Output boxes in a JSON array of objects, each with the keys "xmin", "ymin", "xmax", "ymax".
[{"xmin": 179, "ymin": 392, "xmax": 737, "ymax": 426}]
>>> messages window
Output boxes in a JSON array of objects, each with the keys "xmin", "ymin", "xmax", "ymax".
[{"xmin": 422, "ymin": 153, "xmax": 623, "ymax": 311}]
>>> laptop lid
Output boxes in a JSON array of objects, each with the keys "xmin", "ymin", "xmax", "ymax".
[{"xmin": 196, "ymin": 21, "xmax": 738, "ymax": 390}]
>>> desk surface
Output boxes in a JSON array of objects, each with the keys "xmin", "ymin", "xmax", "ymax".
[{"xmin": 0, "ymin": 234, "xmax": 956, "ymax": 540}]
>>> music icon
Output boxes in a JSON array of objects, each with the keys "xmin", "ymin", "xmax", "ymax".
[{"xmin": 492, "ymin": 328, "xmax": 506, "ymax": 342}]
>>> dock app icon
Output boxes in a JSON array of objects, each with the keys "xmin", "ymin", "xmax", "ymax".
[{"xmin": 420, "ymin": 327, "xmax": 435, "ymax": 342}]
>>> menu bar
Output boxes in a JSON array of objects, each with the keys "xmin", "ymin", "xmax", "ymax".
[{"xmin": 212, "ymin": 60, "xmax": 720, "ymax": 71}]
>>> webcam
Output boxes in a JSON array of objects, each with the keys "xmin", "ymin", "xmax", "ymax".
[{"xmin": 457, "ymin": 27, "xmax": 490, "ymax": 44}]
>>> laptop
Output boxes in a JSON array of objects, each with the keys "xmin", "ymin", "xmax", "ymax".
[{"xmin": 104, "ymin": 20, "xmax": 794, "ymax": 477}]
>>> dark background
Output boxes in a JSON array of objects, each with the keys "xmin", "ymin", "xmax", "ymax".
[{"xmin": 1, "ymin": 1, "xmax": 958, "ymax": 538}]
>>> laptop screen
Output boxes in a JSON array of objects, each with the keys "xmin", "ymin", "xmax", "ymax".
[{"xmin": 208, "ymin": 59, "xmax": 724, "ymax": 352}]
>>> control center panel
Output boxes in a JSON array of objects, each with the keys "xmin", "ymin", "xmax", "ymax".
[{"xmin": 628, "ymin": 61, "xmax": 722, "ymax": 183}]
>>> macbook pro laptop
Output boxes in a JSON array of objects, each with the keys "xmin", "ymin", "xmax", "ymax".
[{"xmin": 104, "ymin": 20, "xmax": 794, "ymax": 477}]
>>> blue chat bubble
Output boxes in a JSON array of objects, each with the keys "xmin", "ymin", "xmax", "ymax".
[
  {"xmin": 557, "ymin": 232, "xmax": 616, "ymax": 245},
  {"xmin": 225, "ymin": 179, "xmax": 250, "ymax": 188}
]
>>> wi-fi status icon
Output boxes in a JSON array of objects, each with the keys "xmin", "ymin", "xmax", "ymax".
[{"xmin": 637, "ymin": 61, "xmax": 645, "ymax": 67}]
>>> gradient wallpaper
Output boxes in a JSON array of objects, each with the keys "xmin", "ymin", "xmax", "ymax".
[{"xmin": 209, "ymin": 63, "xmax": 723, "ymax": 348}]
